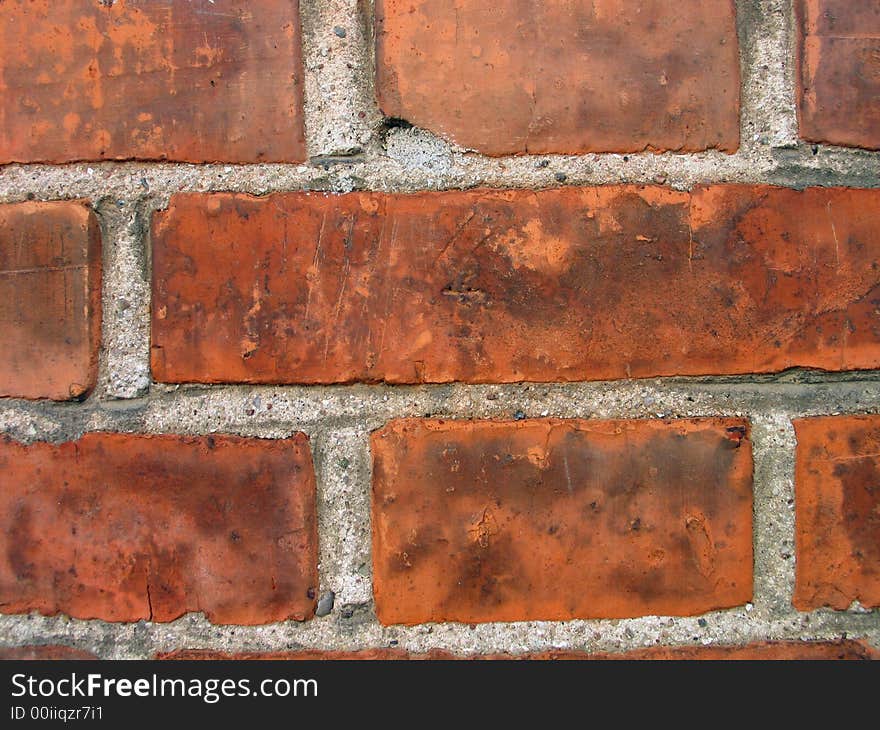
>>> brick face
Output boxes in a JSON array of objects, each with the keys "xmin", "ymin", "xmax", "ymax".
[
  {"xmin": 0, "ymin": 645, "xmax": 97, "ymax": 660},
  {"xmin": 371, "ymin": 418, "xmax": 753, "ymax": 625},
  {"xmin": 0, "ymin": 0, "xmax": 306, "ymax": 163},
  {"xmin": 794, "ymin": 416, "xmax": 880, "ymax": 611},
  {"xmin": 797, "ymin": 1, "xmax": 880, "ymax": 149},
  {"xmin": 152, "ymin": 186, "xmax": 880, "ymax": 385},
  {"xmin": 3, "ymin": 1, "xmax": 880, "ymax": 663},
  {"xmin": 0, "ymin": 202, "xmax": 102, "ymax": 400},
  {"xmin": 375, "ymin": 0, "xmax": 740, "ymax": 154},
  {"xmin": 0, "ymin": 433, "xmax": 318, "ymax": 624}
]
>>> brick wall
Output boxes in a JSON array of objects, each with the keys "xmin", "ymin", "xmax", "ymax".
[{"xmin": 0, "ymin": 0, "xmax": 878, "ymax": 660}]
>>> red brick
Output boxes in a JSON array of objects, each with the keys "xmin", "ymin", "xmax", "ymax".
[
  {"xmin": 0, "ymin": 433, "xmax": 317, "ymax": 624},
  {"xmin": 0, "ymin": 0, "xmax": 305, "ymax": 163},
  {"xmin": 158, "ymin": 641, "xmax": 878, "ymax": 660},
  {"xmin": 794, "ymin": 416, "xmax": 880, "ymax": 610},
  {"xmin": 371, "ymin": 418, "xmax": 753, "ymax": 625},
  {"xmin": 375, "ymin": 0, "xmax": 740, "ymax": 154},
  {"xmin": 152, "ymin": 186, "xmax": 880, "ymax": 385},
  {"xmin": 0, "ymin": 645, "xmax": 97, "ymax": 660},
  {"xmin": 0, "ymin": 202, "xmax": 101, "ymax": 400},
  {"xmin": 796, "ymin": 1, "xmax": 880, "ymax": 149}
]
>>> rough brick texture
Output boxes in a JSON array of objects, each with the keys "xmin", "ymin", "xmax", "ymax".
[
  {"xmin": 375, "ymin": 0, "xmax": 740, "ymax": 154},
  {"xmin": 158, "ymin": 641, "xmax": 878, "ymax": 660},
  {"xmin": 152, "ymin": 186, "xmax": 880, "ymax": 385},
  {"xmin": 0, "ymin": 202, "xmax": 101, "ymax": 400},
  {"xmin": 0, "ymin": 645, "xmax": 97, "ymax": 660},
  {"xmin": 0, "ymin": 433, "xmax": 318, "ymax": 624},
  {"xmin": 0, "ymin": 0, "xmax": 305, "ymax": 163},
  {"xmin": 5, "ymin": 0, "xmax": 880, "ymax": 665},
  {"xmin": 794, "ymin": 416, "xmax": 880, "ymax": 610},
  {"xmin": 371, "ymin": 418, "xmax": 753, "ymax": 625},
  {"xmin": 797, "ymin": 0, "xmax": 880, "ymax": 149}
]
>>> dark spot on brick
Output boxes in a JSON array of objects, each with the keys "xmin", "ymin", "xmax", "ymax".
[{"xmin": 832, "ymin": 457, "xmax": 880, "ymax": 572}]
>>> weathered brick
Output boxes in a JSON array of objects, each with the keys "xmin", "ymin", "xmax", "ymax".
[
  {"xmin": 159, "ymin": 641, "xmax": 877, "ymax": 660},
  {"xmin": 375, "ymin": 0, "xmax": 740, "ymax": 154},
  {"xmin": 797, "ymin": 1, "xmax": 880, "ymax": 149},
  {"xmin": 152, "ymin": 186, "xmax": 880, "ymax": 385},
  {"xmin": 0, "ymin": 202, "xmax": 101, "ymax": 400},
  {"xmin": 371, "ymin": 418, "xmax": 753, "ymax": 624},
  {"xmin": 0, "ymin": 645, "xmax": 97, "ymax": 660},
  {"xmin": 0, "ymin": 0, "xmax": 305, "ymax": 163},
  {"xmin": 0, "ymin": 433, "xmax": 317, "ymax": 624},
  {"xmin": 794, "ymin": 415, "xmax": 880, "ymax": 610}
]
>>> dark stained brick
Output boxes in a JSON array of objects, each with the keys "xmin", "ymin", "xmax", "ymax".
[
  {"xmin": 371, "ymin": 418, "xmax": 753, "ymax": 624},
  {"xmin": 794, "ymin": 415, "xmax": 880, "ymax": 610},
  {"xmin": 0, "ymin": 202, "xmax": 101, "ymax": 400},
  {"xmin": 0, "ymin": 433, "xmax": 318, "ymax": 624},
  {"xmin": 797, "ymin": 0, "xmax": 880, "ymax": 149},
  {"xmin": 0, "ymin": 645, "xmax": 97, "ymax": 660}
]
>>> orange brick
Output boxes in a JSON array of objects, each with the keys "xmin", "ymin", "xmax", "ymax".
[
  {"xmin": 0, "ymin": 0, "xmax": 305, "ymax": 163},
  {"xmin": 0, "ymin": 202, "xmax": 101, "ymax": 400},
  {"xmin": 0, "ymin": 433, "xmax": 318, "ymax": 624},
  {"xmin": 152, "ymin": 186, "xmax": 880, "ymax": 385},
  {"xmin": 797, "ymin": 1, "xmax": 880, "ymax": 149},
  {"xmin": 375, "ymin": 0, "xmax": 740, "ymax": 154},
  {"xmin": 371, "ymin": 418, "xmax": 753, "ymax": 624},
  {"xmin": 794, "ymin": 416, "xmax": 880, "ymax": 610}
]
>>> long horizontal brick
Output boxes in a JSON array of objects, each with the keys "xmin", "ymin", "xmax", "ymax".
[
  {"xmin": 371, "ymin": 418, "xmax": 753, "ymax": 624},
  {"xmin": 152, "ymin": 186, "xmax": 880, "ymax": 385},
  {"xmin": 0, "ymin": 645, "xmax": 97, "ymax": 660},
  {"xmin": 794, "ymin": 416, "xmax": 880, "ymax": 610},
  {"xmin": 0, "ymin": 433, "xmax": 317, "ymax": 624},
  {"xmin": 160, "ymin": 642, "xmax": 878, "ymax": 660},
  {"xmin": 797, "ymin": 1, "xmax": 880, "ymax": 149},
  {"xmin": 1, "ymin": 202, "xmax": 101, "ymax": 400},
  {"xmin": 0, "ymin": 0, "xmax": 305, "ymax": 163},
  {"xmin": 375, "ymin": 0, "xmax": 740, "ymax": 154}
]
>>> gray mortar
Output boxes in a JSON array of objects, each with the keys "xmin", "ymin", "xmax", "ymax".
[
  {"xmin": 312, "ymin": 427, "xmax": 374, "ymax": 607},
  {"xmin": 300, "ymin": 0, "xmax": 382, "ymax": 158},
  {"xmin": 94, "ymin": 198, "xmax": 152, "ymax": 400},
  {"xmin": 737, "ymin": 0, "xmax": 799, "ymax": 152},
  {"xmin": 750, "ymin": 414, "xmax": 797, "ymax": 617},
  {"xmin": 0, "ymin": 0, "xmax": 879, "ymax": 657}
]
